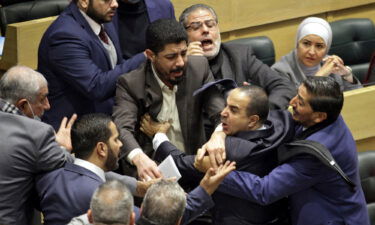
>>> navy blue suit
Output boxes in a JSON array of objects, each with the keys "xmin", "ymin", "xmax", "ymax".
[
  {"xmin": 219, "ymin": 116, "xmax": 369, "ymax": 225},
  {"xmin": 36, "ymin": 163, "xmax": 103, "ymax": 225},
  {"xmin": 38, "ymin": 2, "xmax": 145, "ymax": 130},
  {"xmin": 154, "ymin": 110, "xmax": 295, "ymax": 225}
]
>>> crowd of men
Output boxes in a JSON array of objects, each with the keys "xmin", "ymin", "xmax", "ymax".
[{"xmin": 0, "ymin": 0, "xmax": 370, "ymax": 225}]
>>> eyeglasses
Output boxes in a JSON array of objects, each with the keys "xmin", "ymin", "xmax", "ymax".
[{"xmin": 185, "ymin": 19, "xmax": 217, "ymax": 31}]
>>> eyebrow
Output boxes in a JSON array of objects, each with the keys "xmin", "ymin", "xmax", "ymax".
[{"xmin": 297, "ymin": 94, "xmax": 305, "ymax": 104}]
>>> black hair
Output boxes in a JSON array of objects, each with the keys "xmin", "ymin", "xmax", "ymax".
[
  {"xmin": 146, "ymin": 19, "xmax": 188, "ymax": 54},
  {"xmin": 71, "ymin": 113, "xmax": 113, "ymax": 160},
  {"xmin": 237, "ymin": 85, "xmax": 269, "ymax": 124},
  {"xmin": 302, "ymin": 76, "xmax": 343, "ymax": 123}
]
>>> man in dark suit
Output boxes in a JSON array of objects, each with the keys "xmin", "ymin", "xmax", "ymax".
[
  {"xmin": 179, "ymin": 4, "xmax": 296, "ymax": 110},
  {"xmin": 37, "ymin": 113, "xmax": 125, "ymax": 225},
  {"xmin": 217, "ymin": 77, "xmax": 369, "ymax": 225},
  {"xmin": 114, "ymin": 0, "xmax": 175, "ymax": 59},
  {"xmin": 141, "ymin": 85, "xmax": 294, "ymax": 225},
  {"xmin": 0, "ymin": 66, "xmax": 74, "ymax": 225},
  {"xmin": 112, "ymin": 19, "xmax": 225, "ymax": 180},
  {"xmin": 38, "ymin": 0, "xmax": 146, "ymax": 130}
]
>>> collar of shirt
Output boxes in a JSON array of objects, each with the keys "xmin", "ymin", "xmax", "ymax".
[
  {"xmin": 74, "ymin": 158, "xmax": 106, "ymax": 182},
  {"xmin": 151, "ymin": 63, "xmax": 178, "ymax": 93},
  {"xmin": 0, "ymin": 98, "xmax": 23, "ymax": 116},
  {"xmin": 79, "ymin": 9, "xmax": 101, "ymax": 36}
]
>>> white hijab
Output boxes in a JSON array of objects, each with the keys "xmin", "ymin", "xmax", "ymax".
[{"xmin": 295, "ymin": 17, "xmax": 333, "ymax": 76}]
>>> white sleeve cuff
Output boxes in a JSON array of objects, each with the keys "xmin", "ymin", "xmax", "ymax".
[
  {"xmin": 127, "ymin": 148, "xmax": 143, "ymax": 164},
  {"xmin": 153, "ymin": 133, "xmax": 170, "ymax": 151}
]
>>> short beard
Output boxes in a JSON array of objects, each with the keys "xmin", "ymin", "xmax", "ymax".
[
  {"xmin": 86, "ymin": 1, "xmax": 107, "ymax": 24},
  {"xmin": 104, "ymin": 147, "xmax": 119, "ymax": 171}
]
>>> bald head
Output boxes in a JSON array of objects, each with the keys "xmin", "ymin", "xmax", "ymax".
[{"xmin": 90, "ymin": 180, "xmax": 134, "ymax": 225}]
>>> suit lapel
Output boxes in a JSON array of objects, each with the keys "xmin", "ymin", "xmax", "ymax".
[
  {"xmin": 69, "ymin": 3, "xmax": 113, "ymax": 69},
  {"xmin": 176, "ymin": 71, "xmax": 188, "ymax": 145},
  {"xmin": 144, "ymin": 63, "xmax": 163, "ymax": 119}
]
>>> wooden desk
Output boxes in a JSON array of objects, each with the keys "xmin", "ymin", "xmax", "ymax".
[
  {"xmin": 0, "ymin": 16, "xmax": 56, "ymax": 71},
  {"xmin": 342, "ymin": 85, "xmax": 375, "ymax": 151}
]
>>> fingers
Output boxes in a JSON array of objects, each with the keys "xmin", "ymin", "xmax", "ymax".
[
  {"xmin": 209, "ymin": 151, "xmax": 218, "ymax": 170},
  {"xmin": 59, "ymin": 117, "xmax": 68, "ymax": 129},
  {"xmin": 187, "ymin": 41, "xmax": 204, "ymax": 56},
  {"xmin": 67, "ymin": 114, "xmax": 77, "ymax": 128},
  {"xmin": 196, "ymin": 147, "xmax": 206, "ymax": 161}
]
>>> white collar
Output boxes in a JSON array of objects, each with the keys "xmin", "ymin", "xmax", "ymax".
[
  {"xmin": 79, "ymin": 9, "xmax": 102, "ymax": 36},
  {"xmin": 74, "ymin": 158, "xmax": 106, "ymax": 182},
  {"xmin": 151, "ymin": 63, "xmax": 178, "ymax": 92}
]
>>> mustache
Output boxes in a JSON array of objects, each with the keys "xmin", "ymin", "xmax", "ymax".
[{"xmin": 170, "ymin": 67, "xmax": 184, "ymax": 73}]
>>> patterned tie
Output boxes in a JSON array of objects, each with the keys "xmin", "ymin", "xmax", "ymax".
[{"xmin": 99, "ymin": 26, "xmax": 109, "ymax": 45}]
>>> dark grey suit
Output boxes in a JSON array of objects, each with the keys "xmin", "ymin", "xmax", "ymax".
[
  {"xmin": 0, "ymin": 111, "xmax": 72, "ymax": 225},
  {"xmin": 112, "ymin": 56, "xmax": 225, "ymax": 174},
  {"xmin": 210, "ymin": 43, "xmax": 296, "ymax": 109}
]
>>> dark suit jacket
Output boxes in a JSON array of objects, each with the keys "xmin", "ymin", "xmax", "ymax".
[
  {"xmin": 113, "ymin": 0, "xmax": 175, "ymax": 59},
  {"xmin": 211, "ymin": 43, "xmax": 296, "ymax": 109},
  {"xmin": 219, "ymin": 116, "xmax": 369, "ymax": 225},
  {"xmin": 0, "ymin": 112, "xmax": 71, "ymax": 225},
  {"xmin": 38, "ymin": 2, "xmax": 146, "ymax": 130},
  {"xmin": 154, "ymin": 110, "xmax": 295, "ymax": 225},
  {"xmin": 36, "ymin": 163, "xmax": 104, "ymax": 225},
  {"xmin": 113, "ymin": 56, "xmax": 225, "ymax": 158}
]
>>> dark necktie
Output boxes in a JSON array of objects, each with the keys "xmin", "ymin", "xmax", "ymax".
[{"xmin": 99, "ymin": 26, "xmax": 109, "ymax": 45}]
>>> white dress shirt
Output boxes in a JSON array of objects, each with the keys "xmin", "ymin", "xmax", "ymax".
[{"xmin": 74, "ymin": 158, "xmax": 106, "ymax": 182}]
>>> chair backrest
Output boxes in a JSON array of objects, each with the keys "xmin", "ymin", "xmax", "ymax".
[
  {"xmin": 0, "ymin": 0, "xmax": 33, "ymax": 7},
  {"xmin": 358, "ymin": 151, "xmax": 375, "ymax": 225},
  {"xmin": 0, "ymin": 0, "xmax": 69, "ymax": 36},
  {"xmin": 329, "ymin": 18, "xmax": 375, "ymax": 83},
  {"xmin": 225, "ymin": 36, "xmax": 275, "ymax": 66},
  {"xmin": 358, "ymin": 151, "xmax": 375, "ymax": 204}
]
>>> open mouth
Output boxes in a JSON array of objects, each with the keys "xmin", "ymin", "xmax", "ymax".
[{"xmin": 201, "ymin": 39, "xmax": 213, "ymax": 50}]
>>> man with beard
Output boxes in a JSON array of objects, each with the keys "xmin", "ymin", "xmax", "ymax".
[
  {"xmin": 36, "ymin": 114, "xmax": 125, "ymax": 225},
  {"xmin": 180, "ymin": 4, "xmax": 296, "ymax": 110},
  {"xmin": 112, "ymin": 19, "xmax": 225, "ymax": 180},
  {"xmin": 38, "ymin": 0, "xmax": 147, "ymax": 130}
]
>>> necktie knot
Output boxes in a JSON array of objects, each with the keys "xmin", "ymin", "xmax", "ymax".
[{"xmin": 99, "ymin": 26, "xmax": 109, "ymax": 45}]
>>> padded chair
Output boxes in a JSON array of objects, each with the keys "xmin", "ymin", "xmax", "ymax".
[
  {"xmin": 358, "ymin": 151, "xmax": 375, "ymax": 225},
  {"xmin": 0, "ymin": 0, "xmax": 33, "ymax": 7},
  {"xmin": 225, "ymin": 36, "xmax": 276, "ymax": 66},
  {"xmin": 328, "ymin": 18, "xmax": 375, "ymax": 83},
  {"xmin": 0, "ymin": 0, "xmax": 69, "ymax": 36}
]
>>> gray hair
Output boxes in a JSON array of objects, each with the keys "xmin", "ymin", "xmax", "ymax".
[
  {"xmin": 90, "ymin": 180, "xmax": 134, "ymax": 225},
  {"xmin": 0, "ymin": 65, "xmax": 47, "ymax": 104},
  {"xmin": 141, "ymin": 180, "xmax": 186, "ymax": 225},
  {"xmin": 179, "ymin": 4, "xmax": 218, "ymax": 27}
]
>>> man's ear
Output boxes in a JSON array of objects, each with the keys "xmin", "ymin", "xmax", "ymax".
[
  {"xmin": 77, "ymin": 0, "xmax": 89, "ymax": 11},
  {"xmin": 87, "ymin": 209, "xmax": 94, "ymax": 223},
  {"xmin": 145, "ymin": 49, "xmax": 156, "ymax": 62},
  {"xmin": 247, "ymin": 115, "xmax": 260, "ymax": 129},
  {"xmin": 15, "ymin": 98, "xmax": 30, "ymax": 114},
  {"xmin": 96, "ymin": 142, "xmax": 107, "ymax": 158},
  {"xmin": 312, "ymin": 112, "xmax": 327, "ymax": 124}
]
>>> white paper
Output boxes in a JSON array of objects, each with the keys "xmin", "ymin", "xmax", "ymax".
[{"xmin": 158, "ymin": 155, "xmax": 181, "ymax": 181}]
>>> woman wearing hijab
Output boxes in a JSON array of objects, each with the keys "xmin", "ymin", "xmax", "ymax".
[{"xmin": 272, "ymin": 17, "xmax": 362, "ymax": 91}]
